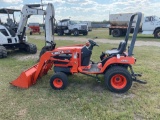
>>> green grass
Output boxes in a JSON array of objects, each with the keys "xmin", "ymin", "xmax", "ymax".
[
  {"xmin": 85, "ymin": 28, "xmax": 160, "ymax": 41},
  {"xmin": 0, "ymin": 39, "xmax": 160, "ymax": 120},
  {"xmin": 27, "ymin": 28, "xmax": 160, "ymax": 42}
]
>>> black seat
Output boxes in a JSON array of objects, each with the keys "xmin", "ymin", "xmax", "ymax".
[
  {"xmin": 105, "ymin": 41, "xmax": 126, "ymax": 55},
  {"xmin": 81, "ymin": 46, "xmax": 92, "ymax": 66}
]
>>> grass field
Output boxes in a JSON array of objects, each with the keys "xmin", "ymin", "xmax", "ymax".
[
  {"xmin": 0, "ymin": 38, "xmax": 160, "ymax": 120},
  {"xmin": 86, "ymin": 28, "xmax": 160, "ymax": 41},
  {"xmin": 29, "ymin": 28, "xmax": 160, "ymax": 42}
]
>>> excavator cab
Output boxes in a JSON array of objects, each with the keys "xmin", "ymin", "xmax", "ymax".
[{"xmin": 0, "ymin": 8, "xmax": 20, "ymax": 29}]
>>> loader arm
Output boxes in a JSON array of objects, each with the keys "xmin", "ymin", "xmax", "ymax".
[{"xmin": 10, "ymin": 50, "xmax": 74, "ymax": 88}]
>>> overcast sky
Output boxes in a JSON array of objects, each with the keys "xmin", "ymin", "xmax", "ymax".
[{"xmin": 0, "ymin": 0, "xmax": 160, "ymax": 23}]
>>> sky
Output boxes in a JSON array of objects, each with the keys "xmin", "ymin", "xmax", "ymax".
[{"xmin": 0, "ymin": 0, "xmax": 160, "ymax": 23}]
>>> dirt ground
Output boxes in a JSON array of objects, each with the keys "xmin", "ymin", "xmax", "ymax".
[
  {"xmin": 29, "ymin": 36, "xmax": 160, "ymax": 47},
  {"xmin": 12, "ymin": 51, "xmax": 40, "ymax": 61}
]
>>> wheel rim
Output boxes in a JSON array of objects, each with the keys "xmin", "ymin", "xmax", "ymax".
[
  {"xmin": 53, "ymin": 78, "xmax": 63, "ymax": 88},
  {"xmin": 114, "ymin": 31, "xmax": 118, "ymax": 36},
  {"xmin": 157, "ymin": 32, "xmax": 160, "ymax": 37},
  {"xmin": 74, "ymin": 31, "xmax": 78, "ymax": 35},
  {"xmin": 111, "ymin": 74, "xmax": 127, "ymax": 89}
]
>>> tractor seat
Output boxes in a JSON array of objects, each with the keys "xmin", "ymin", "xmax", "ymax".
[{"xmin": 105, "ymin": 41, "xmax": 126, "ymax": 55}]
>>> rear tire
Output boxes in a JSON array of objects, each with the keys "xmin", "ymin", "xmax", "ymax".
[
  {"xmin": 83, "ymin": 31, "xmax": 88, "ymax": 36},
  {"xmin": 39, "ymin": 46, "xmax": 51, "ymax": 59},
  {"xmin": 57, "ymin": 30, "xmax": 64, "ymax": 36},
  {"xmin": 154, "ymin": 29, "xmax": 160, "ymax": 38},
  {"xmin": 26, "ymin": 43, "xmax": 37, "ymax": 54},
  {"xmin": 50, "ymin": 72, "xmax": 68, "ymax": 90},
  {"xmin": 0, "ymin": 46, "xmax": 7, "ymax": 58},
  {"xmin": 30, "ymin": 31, "xmax": 32, "ymax": 35},
  {"xmin": 104, "ymin": 66, "xmax": 132, "ymax": 93},
  {"xmin": 112, "ymin": 29, "xmax": 121, "ymax": 37},
  {"xmin": 121, "ymin": 31, "xmax": 126, "ymax": 36}
]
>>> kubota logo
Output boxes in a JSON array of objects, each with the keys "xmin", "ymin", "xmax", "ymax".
[{"xmin": 121, "ymin": 60, "xmax": 128, "ymax": 62}]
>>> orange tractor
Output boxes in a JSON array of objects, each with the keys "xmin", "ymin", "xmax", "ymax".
[{"xmin": 11, "ymin": 12, "xmax": 146, "ymax": 93}]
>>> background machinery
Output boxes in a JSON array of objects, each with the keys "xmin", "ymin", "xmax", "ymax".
[
  {"xmin": 0, "ymin": 3, "xmax": 55, "ymax": 58},
  {"xmin": 109, "ymin": 13, "xmax": 160, "ymax": 38},
  {"xmin": 28, "ymin": 23, "xmax": 41, "ymax": 35},
  {"xmin": 11, "ymin": 12, "xmax": 146, "ymax": 93},
  {"xmin": 55, "ymin": 19, "xmax": 88, "ymax": 36},
  {"xmin": 0, "ymin": 8, "xmax": 37, "ymax": 58}
]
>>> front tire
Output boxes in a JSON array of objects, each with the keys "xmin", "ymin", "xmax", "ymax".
[
  {"xmin": 154, "ymin": 29, "xmax": 160, "ymax": 38},
  {"xmin": 0, "ymin": 46, "xmax": 7, "ymax": 58},
  {"xmin": 26, "ymin": 43, "xmax": 37, "ymax": 54},
  {"xmin": 50, "ymin": 72, "xmax": 68, "ymax": 90},
  {"xmin": 104, "ymin": 66, "xmax": 132, "ymax": 93}
]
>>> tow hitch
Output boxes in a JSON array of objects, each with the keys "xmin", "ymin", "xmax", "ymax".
[{"xmin": 129, "ymin": 65, "xmax": 147, "ymax": 84}]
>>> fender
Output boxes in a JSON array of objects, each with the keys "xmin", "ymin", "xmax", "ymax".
[{"xmin": 101, "ymin": 56, "xmax": 135, "ymax": 72}]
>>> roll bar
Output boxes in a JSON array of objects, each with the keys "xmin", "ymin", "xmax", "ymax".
[{"xmin": 124, "ymin": 12, "xmax": 142, "ymax": 56}]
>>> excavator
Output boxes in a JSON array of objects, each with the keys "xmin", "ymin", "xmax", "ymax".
[
  {"xmin": 0, "ymin": 3, "xmax": 55, "ymax": 58},
  {"xmin": 11, "ymin": 11, "xmax": 146, "ymax": 93}
]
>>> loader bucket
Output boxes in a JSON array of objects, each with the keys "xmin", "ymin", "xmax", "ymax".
[
  {"xmin": 10, "ymin": 52, "xmax": 54, "ymax": 88},
  {"xmin": 10, "ymin": 64, "xmax": 38, "ymax": 88}
]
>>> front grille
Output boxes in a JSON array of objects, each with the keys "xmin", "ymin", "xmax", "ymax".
[{"xmin": 81, "ymin": 25, "xmax": 87, "ymax": 30}]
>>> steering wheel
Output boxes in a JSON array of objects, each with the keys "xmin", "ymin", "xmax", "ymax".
[{"xmin": 88, "ymin": 39, "xmax": 99, "ymax": 50}]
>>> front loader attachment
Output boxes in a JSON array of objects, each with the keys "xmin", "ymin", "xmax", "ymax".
[
  {"xmin": 11, "ymin": 64, "xmax": 38, "ymax": 88},
  {"xmin": 10, "ymin": 52, "xmax": 53, "ymax": 88}
]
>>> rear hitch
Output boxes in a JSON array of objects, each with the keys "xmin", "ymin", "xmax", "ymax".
[
  {"xmin": 129, "ymin": 65, "xmax": 147, "ymax": 84},
  {"xmin": 132, "ymin": 78, "xmax": 147, "ymax": 84}
]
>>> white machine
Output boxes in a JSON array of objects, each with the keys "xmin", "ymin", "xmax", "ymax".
[
  {"xmin": 80, "ymin": 21, "xmax": 92, "ymax": 31},
  {"xmin": 0, "ymin": 3, "xmax": 55, "ymax": 58},
  {"xmin": 109, "ymin": 13, "xmax": 160, "ymax": 38},
  {"xmin": 55, "ymin": 19, "xmax": 88, "ymax": 36}
]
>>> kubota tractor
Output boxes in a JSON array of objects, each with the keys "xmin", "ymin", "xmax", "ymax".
[{"xmin": 10, "ymin": 12, "xmax": 146, "ymax": 93}]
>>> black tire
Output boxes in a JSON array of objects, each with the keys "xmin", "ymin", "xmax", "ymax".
[
  {"xmin": 83, "ymin": 31, "xmax": 88, "ymax": 36},
  {"xmin": 39, "ymin": 46, "xmax": 51, "ymax": 59},
  {"xmin": 65, "ymin": 33, "xmax": 71, "ymax": 36},
  {"xmin": 121, "ymin": 31, "xmax": 126, "ymax": 36},
  {"xmin": 112, "ymin": 29, "xmax": 121, "ymax": 37},
  {"xmin": 104, "ymin": 66, "xmax": 132, "ymax": 93},
  {"xmin": 73, "ymin": 29, "xmax": 79, "ymax": 36},
  {"xmin": 154, "ymin": 29, "xmax": 160, "ymax": 38},
  {"xmin": 50, "ymin": 72, "xmax": 68, "ymax": 90},
  {"xmin": 26, "ymin": 43, "xmax": 37, "ymax": 54},
  {"xmin": 57, "ymin": 30, "xmax": 64, "ymax": 36},
  {"xmin": 0, "ymin": 46, "xmax": 7, "ymax": 58},
  {"xmin": 30, "ymin": 31, "xmax": 32, "ymax": 35}
]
